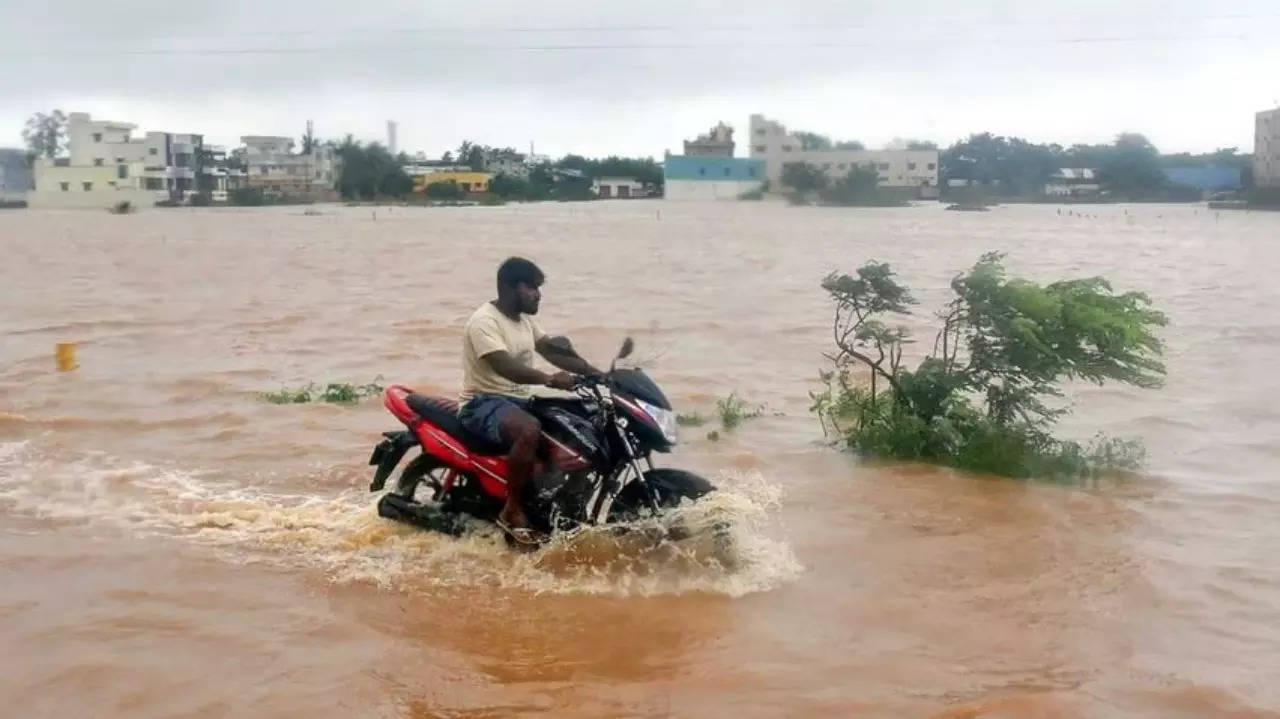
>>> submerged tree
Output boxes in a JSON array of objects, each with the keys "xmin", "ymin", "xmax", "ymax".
[
  {"xmin": 811, "ymin": 253, "xmax": 1167, "ymax": 478},
  {"xmin": 22, "ymin": 110, "xmax": 67, "ymax": 162},
  {"xmin": 332, "ymin": 137, "xmax": 412, "ymax": 199}
]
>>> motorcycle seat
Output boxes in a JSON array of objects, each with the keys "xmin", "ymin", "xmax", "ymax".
[{"xmin": 403, "ymin": 393, "xmax": 510, "ymax": 456}]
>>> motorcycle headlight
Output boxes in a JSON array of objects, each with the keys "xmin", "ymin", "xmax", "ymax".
[{"xmin": 636, "ymin": 398, "xmax": 678, "ymax": 444}]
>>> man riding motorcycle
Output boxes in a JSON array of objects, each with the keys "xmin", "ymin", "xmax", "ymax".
[{"xmin": 457, "ymin": 257, "xmax": 599, "ymax": 545}]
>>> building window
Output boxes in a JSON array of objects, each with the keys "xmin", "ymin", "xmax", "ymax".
[
  {"xmin": 94, "ymin": 158, "xmax": 104, "ymax": 166},
  {"xmin": 93, "ymin": 133, "xmax": 102, "ymax": 142},
  {"xmin": 755, "ymin": 128, "xmax": 765, "ymax": 136},
  {"xmin": 748, "ymin": 166, "xmax": 756, "ymax": 177},
  {"xmin": 927, "ymin": 163, "xmax": 936, "ymax": 170},
  {"xmin": 260, "ymin": 167, "xmax": 268, "ymax": 175},
  {"xmin": 878, "ymin": 163, "xmax": 889, "ymax": 170},
  {"xmin": 782, "ymin": 145, "xmax": 793, "ymax": 152},
  {"xmin": 83, "ymin": 182, "xmax": 93, "ymax": 191},
  {"xmin": 117, "ymin": 165, "xmax": 128, "ymax": 179},
  {"xmin": 723, "ymin": 167, "xmax": 731, "ymax": 177},
  {"xmin": 699, "ymin": 167, "xmax": 706, "ymax": 176},
  {"xmin": 60, "ymin": 182, "xmax": 69, "ymax": 192},
  {"xmin": 838, "ymin": 163, "xmax": 847, "ymax": 170},
  {"xmin": 908, "ymin": 162, "xmax": 917, "ymax": 170},
  {"xmin": 149, "ymin": 147, "xmax": 158, "ymax": 155},
  {"xmin": 753, "ymin": 145, "xmax": 766, "ymax": 153}
]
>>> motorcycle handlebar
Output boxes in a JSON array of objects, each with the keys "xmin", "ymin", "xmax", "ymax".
[{"xmin": 572, "ymin": 372, "xmax": 609, "ymax": 392}]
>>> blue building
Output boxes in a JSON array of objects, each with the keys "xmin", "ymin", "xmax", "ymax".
[
  {"xmin": 1163, "ymin": 165, "xmax": 1242, "ymax": 193},
  {"xmin": 0, "ymin": 148, "xmax": 31, "ymax": 205},
  {"xmin": 663, "ymin": 154, "xmax": 765, "ymax": 200}
]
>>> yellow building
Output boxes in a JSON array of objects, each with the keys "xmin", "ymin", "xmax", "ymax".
[{"xmin": 411, "ymin": 170, "xmax": 493, "ymax": 194}]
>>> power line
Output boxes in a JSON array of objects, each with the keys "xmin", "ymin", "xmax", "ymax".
[
  {"xmin": 15, "ymin": 11, "xmax": 1280, "ymax": 40},
  {"xmin": 0, "ymin": 33, "xmax": 1262, "ymax": 58}
]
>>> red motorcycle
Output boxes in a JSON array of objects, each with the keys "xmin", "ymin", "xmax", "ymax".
[{"xmin": 368, "ymin": 339, "xmax": 715, "ymax": 538}]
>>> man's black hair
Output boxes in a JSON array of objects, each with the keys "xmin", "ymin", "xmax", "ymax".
[{"xmin": 496, "ymin": 256, "xmax": 545, "ymax": 292}]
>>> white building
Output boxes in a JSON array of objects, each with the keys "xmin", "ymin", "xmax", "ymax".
[
  {"xmin": 1256, "ymin": 107, "xmax": 1280, "ymax": 189},
  {"xmin": 31, "ymin": 113, "xmax": 154, "ymax": 209},
  {"xmin": 1044, "ymin": 168, "xmax": 1101, "ymax": 197},
  {"xmin": 200, "ymin": 145, "xmax": 232, "ymax": 203},
  {"xmin": 592, "ymin": 176, "xmax": 646, "ymax": 199},
  {"xmin": 683, "ymin": 122, "xmax": 735, "ymax": 157},
  {"xmin": 483, "ymin": 149, "xmax": 529, "ymax": 179},
  {"xmin": 28, "ymin": 112, "xmax": 212, "ymax": 209},
  {"xmin": 239, "ymin": 136, "xmax": 337, "ymax": 200},
  {"xmin": 748, "ymin": 114, "xmax": 940, "ymax": 197}
]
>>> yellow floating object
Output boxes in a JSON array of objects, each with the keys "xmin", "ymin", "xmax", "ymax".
[{"xmin": 55, "ymin": 342, "xmax": 78, "ymax": 372}]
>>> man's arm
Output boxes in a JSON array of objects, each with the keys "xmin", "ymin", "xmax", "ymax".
[
  {"xmin": 536, "ymin": 336, "xmax": 601, "ymax": 376},
  {"xmin": 482, "ymin": 351, "xmax": 575, "ymax": 390}
]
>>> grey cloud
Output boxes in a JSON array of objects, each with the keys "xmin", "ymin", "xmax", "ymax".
[{"xmin": 2, "ymin": 0, "xmax": 1278, "ymax": 155}]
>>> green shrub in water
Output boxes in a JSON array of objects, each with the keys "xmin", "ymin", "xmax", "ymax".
[
  {"xmin": 716, "ymin": 392, "xmax": 763, "ymax": 430},
  {"xmin": 810, "ymin": 253, "xmax": 1165, "ymax": 479},
  {"xmin": 676, "ymin": 412, "xmax": 707, "ymax": 427},
  {"xmin": 262, "ymin": 381, "xmax": 383, "ymax": 405}
]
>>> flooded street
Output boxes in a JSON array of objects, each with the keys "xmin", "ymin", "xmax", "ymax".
[{"xmin": 3, "ymin": 201, "xmax": 1280, "ymax": 717}]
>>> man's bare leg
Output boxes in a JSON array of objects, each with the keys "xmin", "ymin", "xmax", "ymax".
[{"xmin": 497, "ymin": 409, "xmax": 540, "ymax": 530}]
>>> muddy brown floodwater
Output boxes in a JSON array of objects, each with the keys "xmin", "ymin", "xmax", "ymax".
[{"xmin": 3, "ymin": 202, "xmax": 1280, "ymax": 717}]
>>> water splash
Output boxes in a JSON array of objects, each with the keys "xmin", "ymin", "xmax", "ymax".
[{"xmin": 0, "ymin": 442, "xmax": 800, "ymax": 597}]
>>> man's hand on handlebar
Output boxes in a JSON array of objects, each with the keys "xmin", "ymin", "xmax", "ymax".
[{"xmin": 545, "ymin": 371, "xmax": 578, "ymax": 391}]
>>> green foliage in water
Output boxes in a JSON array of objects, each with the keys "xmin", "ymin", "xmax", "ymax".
[
  {"xmin": 676, "ymin": 393, "xmax": 765, "ymax": 440},
  {"xmin": 716, "ymin": 392, "xmax": 763, "ymax": 430},
  {"xmin": 810, "ymin": 253, "xmax": 1166, "ymax": 479},
  {"xmin": 676, "ymin": 412, "xmax": 707, "ymax": 427},
  {"xmin": 262, "ymin": 381, "xmax": 383, "ymax": 405}
]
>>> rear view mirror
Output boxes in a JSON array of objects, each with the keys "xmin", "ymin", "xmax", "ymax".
[{"xmin": 616, "ymin": 337, "xmax": 634, "ymax": 360}]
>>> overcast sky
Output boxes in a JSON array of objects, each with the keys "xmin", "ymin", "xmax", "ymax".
[{"xmin": 3, "ymin": 0, "xmax": 1279, "ymax": 158}]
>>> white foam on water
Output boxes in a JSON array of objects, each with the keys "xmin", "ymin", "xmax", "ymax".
[{"xmin": 0, "ymin": 441, "xmax": 801, "ymax": 597}]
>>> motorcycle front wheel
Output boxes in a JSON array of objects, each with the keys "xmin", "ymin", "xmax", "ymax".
[{"xmin": 609, "ymin": 468, "xmax": 715, "ymax": 519}]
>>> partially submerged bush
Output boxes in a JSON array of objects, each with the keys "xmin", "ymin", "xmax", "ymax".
[
  {"xmin": 716, "ymin": 392, "xmax": 763, "ymax": 430},
  {"xmin": 676, "ymin": 412, "xmax": 707, "ymax": 427},
  {"xmin": 262, "ymin": 381, "xmax": 383, "ymax": 405},
  {"xmin": 810, "ymin": 253, "xmax": 1166, "ymax": 479}
]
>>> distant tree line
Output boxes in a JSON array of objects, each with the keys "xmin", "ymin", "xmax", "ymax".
[
  {"xmin": 781, "ymin": 163, "xmax": 910, "ymax": 207},
  {"xmin": 940, "ymin": 132, "xmax": 1253, "ymax": 200},
  {"xmin": 334, "ymin": 136, "xmax": 663, "ymax": 202}
]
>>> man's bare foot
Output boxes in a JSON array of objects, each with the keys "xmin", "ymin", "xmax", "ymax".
[
  {"xmin": 498, "ymin": 500, "xmax": 529, "ymax": 530},
  {"xmin": 496, "ymin": 502, "xmax": 546, "ymax": 547}
]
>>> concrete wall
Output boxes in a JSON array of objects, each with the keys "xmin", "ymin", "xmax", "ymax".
[
  {"xmin": 30, "ymin": 160, "xmax": 156, "ymax": 209},
  {"xmin": 748, "ymin": 114, "xmax": 939, "ymax": 192},
  {"xmin": 665, "ymin": 178, "xmax": 764, "ymax": 200},
  {"xmin": 1256, "ymin": 108, "xmax": 1280, "ymax": 188},
  {"xmin": 28, "ymin": 187, "xmax": 156, "ymax": 209}
]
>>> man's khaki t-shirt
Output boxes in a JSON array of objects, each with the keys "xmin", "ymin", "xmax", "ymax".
[{"xmin": 460, "ymin": 301, "xmax": 546, "ymax": 402}]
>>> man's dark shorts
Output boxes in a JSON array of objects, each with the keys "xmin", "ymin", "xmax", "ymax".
[{"xmin": 458, "ymin": 393, "xmax": 533, "ymax": 446}]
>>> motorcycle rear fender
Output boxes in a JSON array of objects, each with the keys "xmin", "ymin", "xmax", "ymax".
[{"xmin": 368, "ymin": 430, "xmax": 418, "ymax": 492}]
